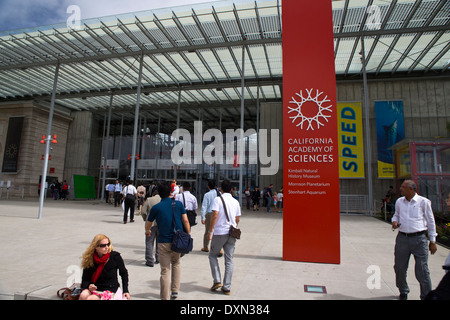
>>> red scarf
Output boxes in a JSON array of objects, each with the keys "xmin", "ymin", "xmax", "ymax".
[{"xmin": 92, "ymin": 252, "xmax": 110, "ymax": 283}]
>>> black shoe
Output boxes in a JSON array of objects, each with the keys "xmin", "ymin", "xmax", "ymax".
[
  {"xmin": 399, "ymin": 293, "xmax": 408, "ymax": 300},
  {"xmin": 221, "ymin": 288, "xmax": 231, "ymax": 295},
  {"xmin": 210, "ymin": 282, "xmax": 222, "ymax": 291}
]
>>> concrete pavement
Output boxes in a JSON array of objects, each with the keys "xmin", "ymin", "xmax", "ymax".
[{"xmin": 0, "ymin": 198, "xmax": 448, "ymax": 301}]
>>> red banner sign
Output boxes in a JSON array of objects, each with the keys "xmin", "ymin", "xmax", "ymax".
[{"xmin": 282, "ymin": 0, "xmax": 340, "ymax": 263}]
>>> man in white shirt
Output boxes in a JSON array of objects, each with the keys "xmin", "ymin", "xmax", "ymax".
[
  {"xmin": 122, "ymin": 181, "xmax": 137, "ymax": 224},
  {"xmin": 392, "ymin": 180, "xmax": 437, "ymax": 300},
  {"xmin": 176, "ymin": 181, "xmax": 198, "ymax": 227},
  {"xmin": 208, "ymin": 179, "xmax": 241, "ymax": 295}
]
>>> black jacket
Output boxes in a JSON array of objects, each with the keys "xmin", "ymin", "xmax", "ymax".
[{"xmin": 81, "ymin": 251, "xmax": 129, "ymax": 293}]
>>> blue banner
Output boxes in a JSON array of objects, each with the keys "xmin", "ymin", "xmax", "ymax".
[{"xmin": 374, "ymin": 100, "xmax": 405, "ymax": 178}]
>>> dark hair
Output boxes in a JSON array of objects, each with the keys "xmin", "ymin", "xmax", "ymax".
[
  {"xmin": 182, "ymin": 181, "xmax": 191, "ymax": 191},
  {"xmin": 221, "ymin": 179, "xmax": 232, "ymax": 193},
  {"xmin": 208, "ymin": 180, "xmax": 216, "ymax": 190},
  {"xmin": 151, "ymin": 185, "xmax": 159, "ymax": 197},
  {"xmin": 157, "ymin": 182, "xmax": 171, "ymax": 199}
]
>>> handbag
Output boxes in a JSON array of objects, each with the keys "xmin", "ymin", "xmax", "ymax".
[
  {"xmin": 171, "ymin": 199, "xmax": 193, "ymax": 254},
  {"xmin": 219, "ymin": 195, "xmax": 241, "ymax": 239},
  {"xmin": 57, "ymin": 283, "xmax": 81, "ymax": 300}
]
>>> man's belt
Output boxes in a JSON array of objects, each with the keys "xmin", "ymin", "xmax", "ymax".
[{"xmin": 399, "ymin": 230, "xmax": 426, "ymax": 237}]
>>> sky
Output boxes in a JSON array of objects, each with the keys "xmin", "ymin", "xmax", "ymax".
[{"xmin": 0, "ymin": 0, "xmax": 221, "ymax": 33}]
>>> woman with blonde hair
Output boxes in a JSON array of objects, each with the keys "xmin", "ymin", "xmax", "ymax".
[{"xmin": 79, "ymin": 234, "xmax": 130, "ymax": 300}]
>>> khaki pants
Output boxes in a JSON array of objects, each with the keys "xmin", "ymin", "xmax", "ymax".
[
  {"xmin": 203, "ymin": 212, "xmax": 212, "ymax": 249},
  {"xmin": 108, "ymin": 191, "xmax": 114, "ymax": 204},
  {"xmin": 158, "ymin": 242, "xmax": 181, "ymax": 300}
]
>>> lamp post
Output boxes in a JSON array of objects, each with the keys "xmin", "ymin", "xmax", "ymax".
[
  {"xmin": 38, "ymin": 63, "xmax": 60, "ymax": 219},
  {"xmin": 38, "ymin": 134, "xmax": 58, "ymax": 219}
]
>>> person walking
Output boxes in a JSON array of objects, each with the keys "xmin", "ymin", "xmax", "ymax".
[
  {"xmin": 265, "ymin": 184, "xmax": 273, "ymax": 212},
  {"xmin": 207, "ymin": 179, "xmax": 241, "ymax": 295},
  {"xmin": 251, "ymin": 186, "xmax": 260, "ymax": 211},
  {"xmin": 245, "ymin": 187, "xmax": 251, "ymax": 210},
  {"xmin": 142, "ymin": 191, "xmax": 161, "ymax": 267},
  {"xmin": 146, "ymin": 182, "xmax": 190, "ymax": 300},
  {"xmin": 176, "ymin": 181, "xmax": 198, "ymax": 228},
  {"xmin": 276, "ymin": 189, "xmax": 283, "ymax": 213},
  {"xmin": 122, "ymin": 181, "xmax": 137, "ymax": 224},
  {"xmin": 107, "ymin": 182, "xmax": 115, "ymax": 204},
  {"xmin": 114, "ymin": 180, "xmax": 122, "ymax": 207},
  {"xmin": 392, "ymin": 179, "xmax": 437, "ymax": 300},
  {"xmin": 61, "ymin": 180, "xmax": 69, "ymax": 200},
  {"xmin": 201, "ymin": 180, "xmax": 218, "ymax": 252}
]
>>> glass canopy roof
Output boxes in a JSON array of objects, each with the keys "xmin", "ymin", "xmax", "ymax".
[{"xmin": 0, "ymin": 0, "xmax": 448, "ymax": 131}]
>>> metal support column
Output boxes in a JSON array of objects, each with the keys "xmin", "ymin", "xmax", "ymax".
[
  {"xmin": 101, "ymin": 93, "xmax": 113, "ymax": 200},
  {"xmin": 239, "ymin": 45, "xmax": 245, "ymax": 207},
  {"xmin": 38, "ymin": 62, "xmax": 60, "ymax": 219},
  {"xmin": 361, "ymin": 37, "xmax": 373, "ymax": 215},
  {"xmin": 155, "ymin": 111, "xmax": 161, "ymax": 179},
  {"xmin": 130, "ymin": 54, "xmax": 144, "ymax": 183},
  {"xmin": 216, "ymin": 109, "xmax": 222, "ymax": 187},
  {"xmin": 256, "ymin": 85, "xmax": 260, "ymax": 188},
  {"xmin": 174, "ymin": 89, "xmax": 181, "ymax": 180},
  {"xmin": 98, "ymin": 113, "xmax": 107, "ymax": 199}
]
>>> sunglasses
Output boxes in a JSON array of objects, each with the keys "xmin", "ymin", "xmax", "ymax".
[{"xmin": 98, "ymin": 243, "xmax": 110, "ymax": 248}]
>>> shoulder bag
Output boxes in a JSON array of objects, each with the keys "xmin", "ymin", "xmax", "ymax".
[
  {"xmin": 182, "ymin": 193, "xmax": 197, "ymax": 226},
  {"xmin": 219, "ymin": 195, "xmax": 241, "ymax": 239},
  {"xmin": 124, "ymin": 186, "xmax": 135, "ymax": 200},
  {"xmin": 171, "ymin": 199, "xmax": 193, "ymax": 254},
  {"xmin": 57, "ymin": 283, "xmax": 82, "ymax": 300}
]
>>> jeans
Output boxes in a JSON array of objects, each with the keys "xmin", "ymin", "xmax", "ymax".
[
  {"xmin": 266, "ymin": 196, "xmax": 271, "ymax": 212},
  {"xmin": 145, "ymin": 226, "xmax": 159, "ymax": 264},
  {"xmin": 209, "ymin": 234, "xmax": 237, "ymax": 291}
]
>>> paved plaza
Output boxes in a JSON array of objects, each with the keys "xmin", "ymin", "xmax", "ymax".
[{"xmin": 0, "ymin": 198, "xmax": 448, "ymax": 301}]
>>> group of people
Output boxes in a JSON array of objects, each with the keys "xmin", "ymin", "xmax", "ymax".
[
  {"xmin": 78, "ymin": 178, "xmax": 449, "ymax": 301},
  {"xmin": 105, "ymin": 180, "xmax": 155, "ymax": 224},
  {"xmin": 245, "ymin": 184, "xmax": 283, "ymax": 213},
  {"xmin": 49, "ymin": 179, "xmax": 69, "ymax": 200},
  {"xmin": 80, "ymin": 178, "xmax": 241, "ymax": 300}
]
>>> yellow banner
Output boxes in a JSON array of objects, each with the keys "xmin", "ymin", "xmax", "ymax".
[
  {"xmin": 337, "ymin": 102, "xmax": 365, "ymax": 178},
  {"xmin": 378, "ymin": 161, "xmax": 395, "ymax": 178},
  {"xmin": 395, "ymin": 145, "xmax": 411, "ymax": 178}
]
